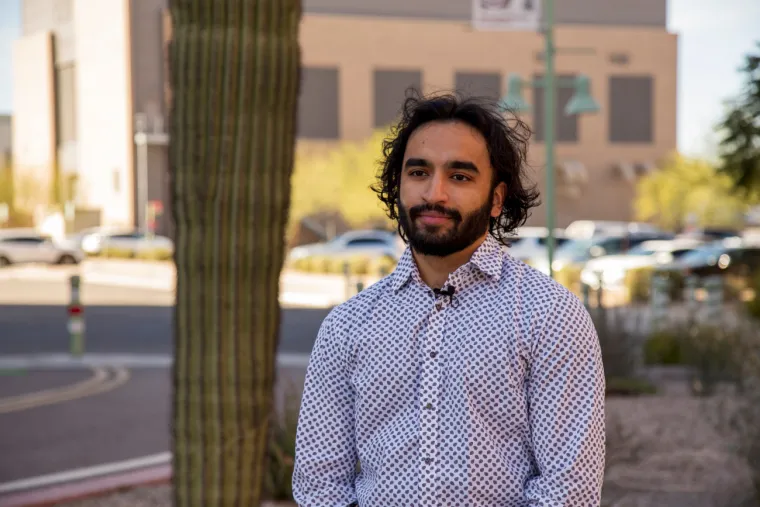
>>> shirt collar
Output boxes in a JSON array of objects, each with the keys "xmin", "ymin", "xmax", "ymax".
[{"xmin": 390, "ymin": 234, "xmax": 504, "ymax": 293}]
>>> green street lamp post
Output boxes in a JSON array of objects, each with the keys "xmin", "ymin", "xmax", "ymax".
[{"xmin": 499, "ymin": 0, "xmax": 600, "ymax": 280}]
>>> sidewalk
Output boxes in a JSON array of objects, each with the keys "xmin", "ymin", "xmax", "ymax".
[
  {"xmin": 4, "ymin": 381, "xmax": 752, "ymax": 507},
  {"xmin": 0, "ymin": 260, "xmax": 383, "ymax": 308}
]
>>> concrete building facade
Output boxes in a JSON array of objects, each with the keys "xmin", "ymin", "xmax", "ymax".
[{"xmin": 12, "ymin": 0, "xmax": 677, "ymax": 234}]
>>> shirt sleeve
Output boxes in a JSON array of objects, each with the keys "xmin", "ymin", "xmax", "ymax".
[
  {"xmin": 292, "ymin": 309, "xmax": 358, "ymax": 507},
  {"xmin": 523, "ymin": 290, "xmax": 606, "ymax": 506}
]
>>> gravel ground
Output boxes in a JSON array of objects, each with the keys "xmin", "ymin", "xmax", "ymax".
[{"xmin": 56, "ymin": 381, "xmax": 758, "ymax": 507}]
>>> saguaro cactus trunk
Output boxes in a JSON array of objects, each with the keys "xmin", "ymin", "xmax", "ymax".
[{"xmin": 168, "ymin": 0, "xmax": 301, "ymax": 505}]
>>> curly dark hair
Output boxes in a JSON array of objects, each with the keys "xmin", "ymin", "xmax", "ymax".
[{"xmin": 371, "ymin": 89, "xmax": 541, "ymax": 247}]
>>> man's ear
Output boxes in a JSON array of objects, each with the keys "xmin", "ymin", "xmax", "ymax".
[{"xmin": 491, "ymin": 182, "xmax": 507, "ymax": 218}]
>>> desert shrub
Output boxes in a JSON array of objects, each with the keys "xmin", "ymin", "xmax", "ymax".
[
  {"xmin": 289, "ymin": 253, "xmax": 398, "ymax": 277},
  {"xmin": 605, "ymin": 376, "xmax": 658, "ymax": 397},
  {"xmin": 644, "ymin": 328, "xmax": 685, "ymax": 365},
  {"xmin": 135, "ymin": 248, "xmax": 173, "ymax": 261},
  {"xmin": 366, "ymin": 255, "xmax": 397, "ymax": 277},
  {"xmin": 745, "ymin": 270, "xmax": 760, "ymax": 321},
  {"xmin": 624, "ymin": 266, "xmax": 653, "ymax": 303},
  {"xmin": 99, "ymin": 246, "xmax": 134, "ymax": 258},
  {"xmin": 309, "ymin": 255, "xmax": 332, "ymax": 274},
  {"xmin": 590, "ymin": 306, "xmax": 656, "ymax": 397},
  {"xmin": 262, "ymin": 391, "xmax": 299, "ymax": 501},
  {"xmin": 703, "ymin": 320, "xmax": 760, "ymax": 505},
  {"xmin": 684, "ymin": 324, "xmax": 744, "ymax": 397},
  {"xmin": 555, "ymin": 264, "xmax": 582, "ymax": 296},
  {"xmin": 290, "ymin": 257, "xmax": 309, "ymax": 271},
  {"xmin": 723, "ymin": 273, "xmax": 749, "ymax": 302}
]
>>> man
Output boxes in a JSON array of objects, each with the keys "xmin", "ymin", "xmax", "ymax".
[{"xmin": 292, "ymin": 92, "xmax": 606, "ymax": 506}]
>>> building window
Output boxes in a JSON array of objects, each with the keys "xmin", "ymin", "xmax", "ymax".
[
  {"xmin": 455, "ymin": 71, "xmax": 502, "ymax": 101},
  {"xmin": 54, "ymin": 63, "xmax": 77, "ymax": 145},
  {"xmin": 296, "ymin": 66, "xmax": 340, "ymax": 139},
  {"xmin": 609, "ymin": 75, "xmax": 653, "ymax": 143},
  {"xmin": 373, "ymin": 69, "xmax": 423, "ymax": 129},
  {"xmin": 532, "ymin": 73, "xmax": 579, "ymax": 143}
]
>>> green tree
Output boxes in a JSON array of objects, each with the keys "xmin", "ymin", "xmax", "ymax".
[
  {"xmin": 717, "ymin": 41, "xmax": 760, "ymax": 197},
  {"xmin": 0, "ymin": 166, "xmax": 12, "ymax": 208},
  {"xmin": 635, "ymin": 153, "xmax": 750, "ymax": 231},
  {"xmin": 288, "ymin": 129, "xmax": 394, "ymax": 238},
  {"xmin": 168, "ymin": 1, "xmax": 301, "ymax": 505}
]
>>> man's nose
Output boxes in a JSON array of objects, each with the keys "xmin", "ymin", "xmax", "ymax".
[{"xmin": 422, "ymin": 172, "xmax": 448, "ymax": 204}]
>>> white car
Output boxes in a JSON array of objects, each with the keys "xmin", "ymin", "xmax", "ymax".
[
  {"xmin": 564, "ymin": 220, "xmax": 662, "ymax": 240},
  {"xmin": 0, "ymin": 232, "xmax": 85, "ymax": 267},
  {"xmin": 81, "ymin": 230, "xmax": 174, "ymax": 257},
  {"xmin": 288, "ymin": 229, "xmax": 405, "ymax": 262},
  {"xmin": 504, "ymin": 226, "xmax": 567, "ymax": 263},
  {"xmin": 580, "ymin": 239, "xmax": 703, "ymax": 290}
]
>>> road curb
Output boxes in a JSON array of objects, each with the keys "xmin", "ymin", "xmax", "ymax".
[
  {"xmin": 0, "ymin": 353, "xmax": 311, "ymax": 371},
  {"xmin": 0, "ymin": 263, "xmax": 361, "ymax": 308},
  {"xmin": 0, "ymin": 464, "xmax": 171, "ymax": 507}
]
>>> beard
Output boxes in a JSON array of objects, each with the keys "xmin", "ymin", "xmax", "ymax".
[{"xmin": 398, "ymin": 198, "xmax": 493, "ymax": 257}]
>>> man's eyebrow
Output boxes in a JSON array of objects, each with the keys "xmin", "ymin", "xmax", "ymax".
[
  {"xmin": 448, "ymin": 160, "xmax": 479, "ymax": 173},
  {"xmin": 404, "ymin": 158, "xmax": 480, "ymax": 173},
  {"xmin": 404, "ymin": 158, "xmax": 431, "ymax": 168}
]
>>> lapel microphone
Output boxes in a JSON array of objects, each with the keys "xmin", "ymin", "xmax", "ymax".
[{"xmin": 433, "ymin": 286, "xmax": 457, "ymax": 306}]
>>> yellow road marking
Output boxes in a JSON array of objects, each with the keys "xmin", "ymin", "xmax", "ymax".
[{"xmin": 0, "ymin": 367, "xmax": 131, "ymax": 414}]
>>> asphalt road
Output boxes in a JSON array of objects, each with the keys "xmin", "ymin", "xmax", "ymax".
[
  {"xmin": 0, "ymin": 366, "xmax": 307, "ymax": 484},
  {"xmin": 0, "ymin": 279, "xmax": 330, "ymax": 356},
  {"xmin": 0, "ymin": 277, "xmax": 323, "ymax": 486}
]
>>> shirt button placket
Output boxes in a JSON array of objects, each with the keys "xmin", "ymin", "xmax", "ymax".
[{"xmin": 421, "ymin": 300, "xmax": 444, "ymax": 505}]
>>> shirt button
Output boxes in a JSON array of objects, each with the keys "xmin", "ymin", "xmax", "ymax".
[
  {"xmin": 424, "ymin": 457, "xmax": 433, "ymax": 464},
  {"xmin": 424, "ymin": 402, "xmax": 433, "ymax": 410},
  {"xmin": 435, "ymin": 303, "xmax": 442, "ymax": 311},
  {"xmin": 429, "ymin": 351, "xmax": 437, "ymax": 359}
]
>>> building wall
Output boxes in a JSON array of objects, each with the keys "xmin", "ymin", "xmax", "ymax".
[
  {"xmin": 295, "ymin": 14, "xmax": 678, "ymax": 226},
  {"xmin": 13, "ymin": 0, "xmax": 677, "ymax": 231},
  {"xmin": 72, "ymin": 0, "xmax": 135, "ymax": 227},
  {"xmin": 302, "ymin": 0, "xmax": 667, "ymax": 26},
  {"xmin": 128, "ymin": 0, "xmax": 171, "ymax": 235},
  {"xmin": 11, "ymin": 31, "xmax": 56, "ymax": 212},
  {"xmin": 21, "ymin": 0, "xmax": 76, "ymax": 64},
  {"xmin": 19, "ymin": 0, "xmax": 78, "ymax": 190}
]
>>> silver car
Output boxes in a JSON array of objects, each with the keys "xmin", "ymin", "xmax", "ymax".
[{"xmin": 0, "ymin": 232, "xmax": 85, "ymax": 267}]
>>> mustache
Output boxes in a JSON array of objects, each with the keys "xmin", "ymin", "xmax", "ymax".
[{"xmin": 408, "ymin": 204, "xmax": 462, "ymax": 221}]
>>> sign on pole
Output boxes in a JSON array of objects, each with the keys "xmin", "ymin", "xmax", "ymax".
[{"xmin": 472, "ymin": 0, "xmax": 542, "ymax": 31}]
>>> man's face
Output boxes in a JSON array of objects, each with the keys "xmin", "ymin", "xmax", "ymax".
[{"xmin": 398, "ymin": 120, "xmax": 506, "ymax": 257}]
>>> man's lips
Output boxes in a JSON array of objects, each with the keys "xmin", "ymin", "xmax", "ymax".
[{"xmin": 417, "ymin": 213, "xmax": 452, "ymax": 225}]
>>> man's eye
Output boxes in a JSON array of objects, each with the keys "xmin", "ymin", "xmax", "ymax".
[
  {"xmin": 452, "ymin": 174, "xmax": 470, "ymax": 182},
  {"xmin": 409, "ymin": 170, "xmax": 427, "ymax": 177}
]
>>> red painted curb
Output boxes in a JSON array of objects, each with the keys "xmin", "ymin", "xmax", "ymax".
[{"xmin": 0, "ymin": 465, "xmax": 172, "ymax": 507}]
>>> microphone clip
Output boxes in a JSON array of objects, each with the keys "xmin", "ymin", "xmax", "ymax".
[{"xmin": 433, "ymin": 286, "xmax": 458, "ymax": 307}]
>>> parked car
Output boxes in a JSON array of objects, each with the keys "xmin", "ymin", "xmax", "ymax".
[
  {"xmin": 580, "ymin": 238, "xmax": 704, "ymax": 290},
  {"xmin": 676, "ymin": 228, "xmax": 741, "ymax": 243},
  {"xmin": 659, "ymin": 237, "xmax": 760, "ymax": 280},
  {"xmin": 80, "ymin": 229, "xmax": 174, "ymax": 258},
  {"xmin": 0, "ymin": 232, "xmax": 85, "ymax": 267},
  {"xmin": 564, "ymin": 220, "xmax": 662, "ymax": 240},
  {"xmin": 505, "ymin": 226, "xmax": 568, "ymax": 263},
  {"xmin": 287, "ymin": 229, "xmax": 405, "ymax": 263},
  {"xmin": 533, "ymin": 231, "xmax": 674, "ymax": 275}
]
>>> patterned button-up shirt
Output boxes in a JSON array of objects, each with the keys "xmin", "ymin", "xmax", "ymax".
[{"xmin": 293, "ymin": 234, "xmax": 606, "ymax": 507}]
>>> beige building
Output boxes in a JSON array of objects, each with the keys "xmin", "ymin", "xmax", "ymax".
[{"xmin": 12, "ymin": 0, "xmax": 677, "ymax": 235}]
